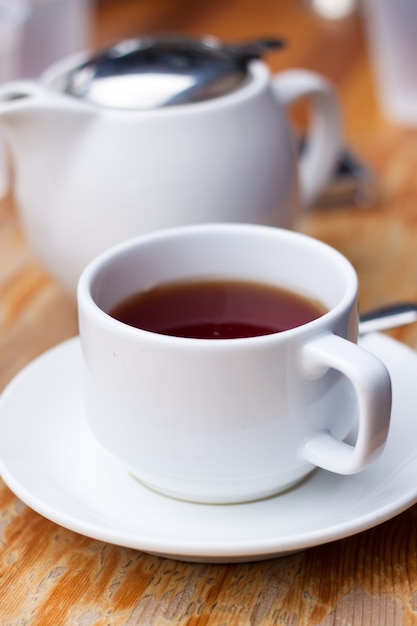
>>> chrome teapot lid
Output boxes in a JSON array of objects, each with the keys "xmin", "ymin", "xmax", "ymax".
[{"xmin": 63, "ymin": 34, "xmax": 284, "ymax": 110}]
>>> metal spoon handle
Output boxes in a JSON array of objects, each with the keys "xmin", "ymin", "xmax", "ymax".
[
  {"xmin": 359, "ymin": 303, "xmax": 417, "ymax": 335},
  {"xmin": 219, "ymin": 38, "xmax": 286, "ymax": 60}
]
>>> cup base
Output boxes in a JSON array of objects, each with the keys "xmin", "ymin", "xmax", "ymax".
[{"xmin": 128, "ymin": 467, "xmax": 316, "ymax": 505}]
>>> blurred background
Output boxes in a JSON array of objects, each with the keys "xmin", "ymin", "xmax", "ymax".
[
  {"xmin": 1, "ymin": 0, "xmax": 417, "ymax": 386},
  {"xmin": 2, "ymin": 0, "xmax": 411, "ymax": 197}
]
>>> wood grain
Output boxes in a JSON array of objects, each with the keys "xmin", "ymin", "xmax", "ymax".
[{"xmin": 1, "ymin": 1, "xmax": 417, "ymax": 624}]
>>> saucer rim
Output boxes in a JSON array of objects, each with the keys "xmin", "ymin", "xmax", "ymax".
[{"xmin": 0, "ymin": 334, "xmax": 416, "ymax": 563}]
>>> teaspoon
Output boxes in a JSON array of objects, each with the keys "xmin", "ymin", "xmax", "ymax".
[{"xmin": 359, "ymin": 302, "xmax": 417, "ymax": 335}]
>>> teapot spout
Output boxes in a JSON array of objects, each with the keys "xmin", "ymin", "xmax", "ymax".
[
  {"xmin": 0, "ymin": 79, "xmax": 93, "ymax": 117},
  {"xmin": 0, "ymin": 80, "xmax": 51, "ymax": 114},
  {"xmin": 0, "ymin": 80, "xmax": 92, "ymax": 199},
  {"xmin": 0, "ymin": 81, "xmax": 43, "ymax": 199}
]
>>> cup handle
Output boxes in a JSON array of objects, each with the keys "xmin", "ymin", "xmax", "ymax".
[
  {"xmin": 301, "ymin": 334, "xmax": 391, "ymax": 474},
  {"xmin": 271, "ymin": 69, "xmax": 342, "ymax": 207}
]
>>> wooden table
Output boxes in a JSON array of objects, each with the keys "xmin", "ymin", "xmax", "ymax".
[{"xmin": 1, "ymin": 1, "xmax": 417, "ymax": 623}]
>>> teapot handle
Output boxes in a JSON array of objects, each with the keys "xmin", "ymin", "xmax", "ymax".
[{"xmin": 271, "ymin": 69, "xmax": 342, "ymax": 207}]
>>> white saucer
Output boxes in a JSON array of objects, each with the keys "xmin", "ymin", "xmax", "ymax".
[{"xmin": 0, "ymin": 334, "xmax": 416, "ymax": 563}]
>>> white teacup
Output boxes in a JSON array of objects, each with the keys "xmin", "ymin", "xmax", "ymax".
[{"xmin": 77, "ymin": 224, "xmax": 391, "ymax": 504}]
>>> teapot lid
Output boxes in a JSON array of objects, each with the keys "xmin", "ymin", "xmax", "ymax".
[{"xmin": 62, "ymin": 34, "xmax": 284, "ymax": 110}]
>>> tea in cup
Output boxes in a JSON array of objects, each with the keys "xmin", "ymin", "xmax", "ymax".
[{"xmin": 77, "ymin": 223, "xmax": 392, "ymax": 504}]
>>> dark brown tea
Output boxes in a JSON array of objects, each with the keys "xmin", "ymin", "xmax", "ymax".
[{"xmin": 109, "ymin": 278, "xmax": 327, "ymax": 339}]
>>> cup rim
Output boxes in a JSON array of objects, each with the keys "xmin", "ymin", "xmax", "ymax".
[{"xmin": 77, "ymin": 223, "xmax": 359, "ymax": 348}]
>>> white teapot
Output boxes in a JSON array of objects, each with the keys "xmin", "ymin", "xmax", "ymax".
[{"xmin": 0, "ymin": 35, "xmax": 342, "ymax": 295}]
